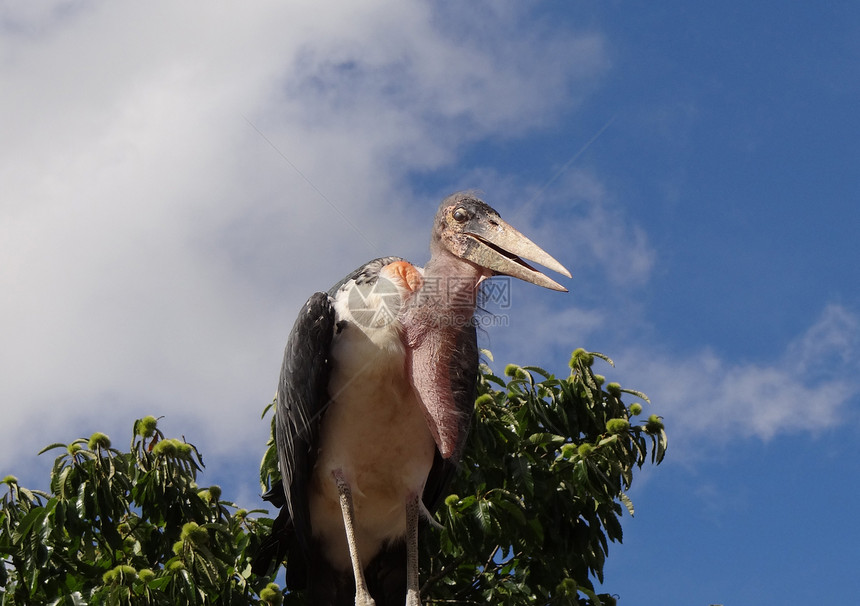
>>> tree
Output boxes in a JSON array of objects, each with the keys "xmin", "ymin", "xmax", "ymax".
[
  {"xmin": 0, "ymin": 416, "xmax": 277, "ymax": 606},
  {"xmin": 1, "ymin": 349, "xmax": 666, "ymax": 605}
]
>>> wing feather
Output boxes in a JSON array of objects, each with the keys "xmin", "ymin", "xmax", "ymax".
[{"xmin": 277, "ymin": 292, "xmax": 336, "ymax": 555}]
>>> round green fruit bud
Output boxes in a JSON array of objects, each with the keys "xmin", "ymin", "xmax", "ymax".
[
  {"xmin": 560, "ymin": 443, "xmax": 576, "ymax": 458},
  {"xmin": 87, "ymin": 432, "xmax": 111, "ymax": 450},
  {"xmin": 152, "ymin": 439, "xmax": 177, "ymax": 457},
  {"xmin": 2, "ymin": 475, "xmax": 17, "ymax": 485},
  {"xmin": 172, "ymin": 540, "xmax": 184, "ymax": 555},
  {"xmin": 555, "ymin": 578, "xmax": 577, "ymax": 596},
  {"xmin": 570, "ymin": 348, "xmax": 594, "ymax": 368},
  {"xmin": 606, "ymin": 418, "xmax": 629, "ymax": 434},
  {"xmin": 104, "ymin": 565, "xmax": 135, "ymax": 585},
  {"xmin": 137, "ymin": 416, "xmax": 158, "ymax": 438},
  {"xmin": 505, "ymin": 364, "xmax": 527, "ymax": 379},
  {"xmin": 606, "ymin": 382, "xmax": 622, "ymax": 397},
  {"xmin": 67, "ymin": 443, "xmax": 82, "ymax": 456},
  {"xmin": 260, "ymin": 583, "xmax": 283, "ymax": 605},
  {"xmin": 444, "ymin": 494, "xmax": 459, "ymax": 507},
  {"xmin": 594, "ymin": 374, "xmax": 605, "ymax": 386},
  {"xmin": 259, "ymin": 587, "xmax": 276, "ymax": 601},
  {"xmin": 181, "ymin": 521, "xmax": 198, "ymax": 538},
  {"xmin": 152, "ymin": 438, "xmax": 182, "ymax": 457},
  {"xmin": 117, "ymin": 565, "xmax": 136, "ymax": 578},
  {"xmin": 181, "ymin": 522, "xmax": 208, "ymax": 545},
  {"xmin": 629, "ymin": 403, "xmax": 643, "ymax": 416},
  {"xmin": 646, "ymin": 414, "xmax": 664, "ymax": 433},
  {"xmin": 208, "ymin": 485, "xmax": 221, "ymax": 501},
  {"xmin": 474, "ymin": 394, "xmax": 494, "ymax": 408},
  {"xmin": 577, "ymin": 443, "xmax": 594, "ymax": 457},
  {"xmin": 168, "ymin": 560, "xmax": 184, "ymax": 572},
  {"xmin": 138, "ymin": 569, "xmax": 155, "ymax": 583}
]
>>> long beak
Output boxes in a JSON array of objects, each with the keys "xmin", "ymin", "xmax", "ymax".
[{"xmin": 461, "ymin": 218, "xmax": 571, "ymax": 291}]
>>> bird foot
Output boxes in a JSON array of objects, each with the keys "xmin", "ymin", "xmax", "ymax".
[
  {"xmin": 405, "ymin": 588, "xmax": 421, "ymax": 606},
  {"xmin": 355, "ymin": 591, "xmax": 376, "ymax": 606}
]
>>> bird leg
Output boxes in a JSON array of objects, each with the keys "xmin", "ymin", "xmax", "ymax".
[
  {"xmin": 405, "ymin": 493, "xmax": 421, "ymax": 606},
  {"xmin": 332, "ymin": 470, "xmax": 376, "ymax": 606}
]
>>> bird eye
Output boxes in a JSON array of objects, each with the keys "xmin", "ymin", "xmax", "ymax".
[{"xmin": 452, "ymin": 208, "xmax": 469, "ymax": 222}]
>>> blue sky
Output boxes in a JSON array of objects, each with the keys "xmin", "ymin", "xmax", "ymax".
[{"xmin": 2, "ymin": 2, "xmax": 859, "ymax": 604}]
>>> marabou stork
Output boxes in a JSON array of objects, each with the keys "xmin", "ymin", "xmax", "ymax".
[{"xmin": 253, "ymin": 192, "xmax": 570, "ymax": 605}]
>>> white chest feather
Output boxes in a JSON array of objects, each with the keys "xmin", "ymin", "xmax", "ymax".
[{"xmin": 308, "ymin": 288, "xmax": 435, "ymax": 570}]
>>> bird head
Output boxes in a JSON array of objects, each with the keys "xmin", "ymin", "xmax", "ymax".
[{"xmin": 431, "ymin": 192, "xmax": 571, "ymax": 291}]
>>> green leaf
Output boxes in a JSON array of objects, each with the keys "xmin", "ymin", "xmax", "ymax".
[
  {"xmin": 620, "ymin": 388, "xmax": 650, "ymax": 403},
  {"xmin": 526, "ymin": 432, "xmax": 565, "ymax": 448},
  {"xmin": 578, "ymin": 584, "xmax": 604, "ymax": 606},
  {"xmin": 261, "ymin": 398, "xmax": 276, "ymax": 420},
  {"xmin": 147, "ymin": 575, "xmax": 172, "ymax": 591},
  {"xmin": 619, "ymin": 492, "xmax": 634, "ymax": 516},
  {"xmin": 48, "ymin": 592, "xmax": 88, "ymax": 606},
  {"xmin": 590, "ymin": 351, "xmax": 615, "ymax": 367},
  {"xmin": 490, "ymin": 495, "xmax": 527, "ymax": 527},
  {"xmin": 75, "ymin": 480, "xmax": 91, "ymax": 519},
  {"xmin": 508, "ymin": 456, "xmax": 534, "ymax": 497},
  {"xmin": 521, "ymin": 365, "xmax": 552, "ymax": 378},
  {"xmin": 473, "ymin": 499, "xmax": 493, "ymax": 532},
  {"xmin": 38, "ymin": 443, "xmax": 69, "ymax": 456},
  {"xmin": 0, "ymin": 345, "xmax": 666, "ymax": 606},
  {"xmin": 13, "ymin": 506, "xmax": 47, "ymax": 542}
]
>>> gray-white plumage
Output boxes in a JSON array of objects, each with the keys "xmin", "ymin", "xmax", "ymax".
[{"xmin": 253, "ymin": 193, "xmax": 570, "ymax": 606}]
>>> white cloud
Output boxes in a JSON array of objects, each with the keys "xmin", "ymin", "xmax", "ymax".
[
  {"xmin": 440, "ymin": 166, "xmax": 655, "ymax": 292},
  {"xmin": 548, "ymin": 169, "xmax": 655, "ymax": 287},
  {"xmin": 615, "ymin": 304, "xmax": 860, "ymax": 450},
  {"xmin": 0, "ymin": 1, "xmax": 608, "ymax": 477},
  {"xmin": 483, "ymin": 294, "xmax": 860, "ymax": 461},
  {"xmin": 3, "ymin": 1, "xmax": 854, "ymax": 494}
]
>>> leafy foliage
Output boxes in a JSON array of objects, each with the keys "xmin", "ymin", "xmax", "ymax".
[
  {"xmin": 0, "ymin": 417, "xmax": 278, "ymax": 605},
  {"xmin": 422, "ymin": 350, "xmax": 666, "ymax": 605},
  {"xmin": 2, "ymin": 350, "xmax": 666, "ymax": 605},
  {"xmin": 259, "ymin": 349, "xmax": 668, "ymax": 605}
]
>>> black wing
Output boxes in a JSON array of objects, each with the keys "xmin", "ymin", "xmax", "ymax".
[
  {"xmin": 254, "ymin": 258, "xmax": 406, "ymax": 581},
  {"xmin": 252, "ymin": 292, "xmax": 337, "ymax": 582},
  {"xmin": 276, "ymin": 292, "xmax": 337, "ymax": 557}
]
